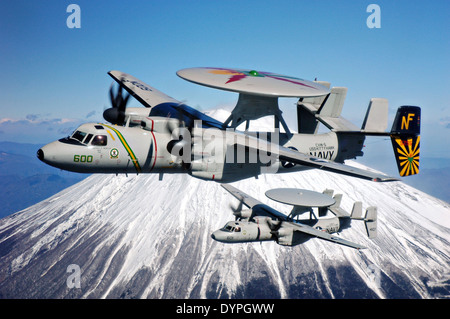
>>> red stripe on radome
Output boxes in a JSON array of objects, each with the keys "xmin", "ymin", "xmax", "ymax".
[
  {"xmin": 267, "ymin": 75, "xmax": 317, "ymax": 89},
  {"xmin": 148, "ymin": 118, "xmax": 157, "ymax": 172}
]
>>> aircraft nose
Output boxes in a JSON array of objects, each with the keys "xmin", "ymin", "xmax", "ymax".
[
  {"xmin": 37, "ymin": 148, "xmax": 44, "ymax": 161},
  {"xmin": 37, "ymin": 141, "xmax": 69, "ymax": 169},
  {"xmin": 211, "ymin": 231, "xmax": 227, "ymax": 242}
]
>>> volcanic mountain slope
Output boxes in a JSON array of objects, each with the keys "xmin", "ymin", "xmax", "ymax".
[{"xmin": 0, "ymin": 160, "xmax": 448, "ymax": 299}]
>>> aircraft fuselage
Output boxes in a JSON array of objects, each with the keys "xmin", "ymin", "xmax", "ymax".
[{"xmin": 38, "ymin": 116, "xmax": 362, "ymax": 182}]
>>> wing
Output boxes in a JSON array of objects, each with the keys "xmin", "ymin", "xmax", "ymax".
[
  {"xmin": 278, "ymin": 147, "xmax": 398, "ymax": 182},
  {"xmin": 232, "ymin": 131, "xmax": 398, "ymax": 182},
  {"xmin": 290, "ymin": 222, "xmax": 366, "ymax": 249},
  {"xmin": 221, "ymin": 184, "xmax": 263, "ymax": 208},
  {"xmin": 108, "ymin": 70, "xmax": 180, "ymax": 108}
]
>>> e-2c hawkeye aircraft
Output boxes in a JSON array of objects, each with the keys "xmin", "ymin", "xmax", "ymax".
[
  {"xmin": 37, "ymin": 68, "xmax": 421, "ymax": 182},
  {"xmin": 212, "ymin": 184, "xmax": 377, "ymax": 249}
]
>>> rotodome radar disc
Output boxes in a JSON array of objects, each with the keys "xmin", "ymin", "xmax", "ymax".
[
  {"xmin": 265, "ymin": 188, "xmax": 335, "ymax": 207},
  {"xmin": 177, "ymin": 67, "xmax": 330, "ymax": 97}
]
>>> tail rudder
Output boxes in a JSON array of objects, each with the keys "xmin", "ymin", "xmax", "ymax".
[
  {"xmin": 390, "ymin": 106, "xmax": 421, "ymax": 177},
  {"xmin": 364, "ymin": 207, "xmax": 377, "ymax": 239}
]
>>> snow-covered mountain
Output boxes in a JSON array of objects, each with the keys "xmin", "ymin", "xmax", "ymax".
[
  {"xmin": 0, "ymin": 110, "xmax": 449, "ymax": 299},
  {"xmin": 0, "ymin": 161, "xmax": 448, "ymax": 299}
]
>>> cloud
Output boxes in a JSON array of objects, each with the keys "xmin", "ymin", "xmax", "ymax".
[
  {"xmin": 0, "ymin": 115, "xmax": 83, "ymax": 144},
  {"xmin": 86, "ymin": 110, "xmax": 96, "ymax": 118},
  {"xmin": 439, "ymin": 116, "xmax": 450, "ymax": 129},
  {"xmin": 26, "ymin": 114, "xmax": 40, "ymax": 121}
]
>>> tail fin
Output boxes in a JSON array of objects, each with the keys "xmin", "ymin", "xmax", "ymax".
[
  {"xmin": 364, "ymin": 207, "xmax": 377, "ymax": 239},
  {"xmin": 350, "ymin": 201, "xmax": 363, "ymax": 219},
  {"xmin": 361, "ymin": 98, "xmax": 388, "ymax": 133},
  {"xmin": 390, "ymin": 106, "xmax": 421, "ymax": 176}
]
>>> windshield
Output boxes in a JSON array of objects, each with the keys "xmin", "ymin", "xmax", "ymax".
[
  {"xmin": 222, "ymin": 223, "xmax": 241, "ymax": 232},
  {"xmin": 71, "ymin": 130, "xmax": 87, "ymax": 143},
  {"xmin": 68, "ymin": 130, "xmax": 107, "ymax": 146}
]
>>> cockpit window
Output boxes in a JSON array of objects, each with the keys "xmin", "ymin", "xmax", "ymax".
[
  {"xmin": 91, "ymin": 135, "xmax": 107, "ymax": 146},
  {"xmin": 222, "ymin": 224, "xmax": 241, "ymax": 232},
  {"xmin": 84, "ymin": 133, "xmax": 93, "ymax": 144},
  {"xmin": 72, "ymin": 131, "xmax": 87, "ymax": 143},
  {"xmin": 224, "ymin": 225, "xmax": 234, "ymax": 232}
]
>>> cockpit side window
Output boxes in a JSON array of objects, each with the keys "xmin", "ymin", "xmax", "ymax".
[
  {"xmin": 84, "ymin": 133, "xmax": 93, "ymax": 144},
  {"xmin": 91, "ymin": 135, "xmax": 107, "ymax": 146}
]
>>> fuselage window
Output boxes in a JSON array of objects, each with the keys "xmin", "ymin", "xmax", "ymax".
[{"xmin": 92, "ymin": 135, "xmax": 107, "ymax": 146}]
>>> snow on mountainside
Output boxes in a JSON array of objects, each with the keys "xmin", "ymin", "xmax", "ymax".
[
  {"xmin": 0, "ymin": 109, "xmax": 449, "ymax": 299},
  {"xmin": 0, "ymin": 163, "xmax": 449, "ymax": 299}
]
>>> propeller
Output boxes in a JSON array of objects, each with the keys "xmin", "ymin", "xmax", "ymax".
[
  {"xmin": 230, "ymin": 198, "xmax": 244, "ymax": 220},
  {"xmin": 166, "ymin": 104, "xmax": 196, "ymax": 169},
  {"xmin": 103, "ymin": 81, "xmax": 131, "ymax": 125},
  {"xmin": 267, "ymin": 218, "xmax": 281, "ymax": 230}
]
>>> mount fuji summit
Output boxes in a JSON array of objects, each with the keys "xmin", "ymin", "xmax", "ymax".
[{"xmin": 0, "ymin": 159, "xmax": 448, "ymax": 298}]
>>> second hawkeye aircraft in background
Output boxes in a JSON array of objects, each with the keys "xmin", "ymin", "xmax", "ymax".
[
  {"xmin": 212, "ymin": 184, "xmax": 377, "ymax": 249},
  {"xmin": 38, "ymin": 67, "xmax": 421, "ymax": 182}
]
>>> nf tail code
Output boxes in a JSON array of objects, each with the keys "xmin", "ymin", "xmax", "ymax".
[{"xmin": 390, "ymin": 106, "xmax": 421, "ymax": 176}]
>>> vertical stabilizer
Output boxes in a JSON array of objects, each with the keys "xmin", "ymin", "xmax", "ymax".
[
  {"xmin": 350, "ymin": 202, "xmax": 363, "ymax": 219},
  {"xmin": 361, "ymin": 98, "xmax": 388, "ymax": 132},
  {"xmin": 364, "ymin": 207, "xmax": 377, "ymax": 239},
  {"xmin": 390, "ymin": 106, "xmax": 421, "ymax": 176}
]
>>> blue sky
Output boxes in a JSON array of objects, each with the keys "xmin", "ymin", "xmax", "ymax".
[{"xmin": 1, "ymin": 1, "xmax": 449, "ymax": 168}]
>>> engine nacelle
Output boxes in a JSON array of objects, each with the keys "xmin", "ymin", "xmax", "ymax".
[
  {"xmin": 274, "ymin": 224, "xmax": 295, "ymax": 246},
  {"xmin": 190, "ymin": 158, "xmax": 224, "ymax": 180},
  {"xmin": 313, "ymin": 217, "xmax": 340, "ymax": 234},
  {"xmin": 234, "ymin": 208, "xmax": 252, "ymax": 220},
  {"xmin": 141, "ymin": 117, "xmax": 178, "ymax": 133}
]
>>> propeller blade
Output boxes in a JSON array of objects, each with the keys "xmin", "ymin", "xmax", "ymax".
[
  {"xmin": 104, "ymin": 81, "xmax": 131, "ymax": 125},
  {"xmin": 166, "ymin": 104, "xmax": 196, "ymax": 168},
  {"xmin": 230, "ymin": 199, "xmax": 244, "ymax": 220},
  {"xmin": 109, "ymin": 83, "xmax": 116, "ymax": 107}
]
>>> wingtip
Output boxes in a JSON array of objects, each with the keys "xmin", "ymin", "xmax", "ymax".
[{"xmin": 373, "ymin": 176, "xmax": 400, "ymax": 182}]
